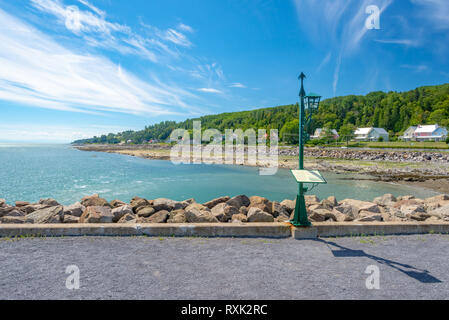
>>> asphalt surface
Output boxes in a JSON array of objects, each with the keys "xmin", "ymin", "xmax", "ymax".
[{"xmin": 0, "ymin": 234, "xmax": 448, "ymax": 300}]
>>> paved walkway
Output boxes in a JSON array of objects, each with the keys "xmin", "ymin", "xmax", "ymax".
[{"xmin": 0, "ymin": 235, "xmax": 448, "ymax": 299}]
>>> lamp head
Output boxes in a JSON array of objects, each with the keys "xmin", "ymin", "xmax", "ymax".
[{"xmin": 305, "ymin": 93, "xmax": 321, "ymax": 112}]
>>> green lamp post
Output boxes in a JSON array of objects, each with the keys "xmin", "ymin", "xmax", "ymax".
[{"xmin": 290, "ymin": 72, "xmax": 326, "ymax": 227}]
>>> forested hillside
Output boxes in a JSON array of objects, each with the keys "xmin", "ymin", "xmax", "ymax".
[{"xmin": 73, "ymin": 83, "xmax": 449, "ymax": 144}]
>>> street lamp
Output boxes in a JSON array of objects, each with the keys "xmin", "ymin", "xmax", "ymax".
[{"xmin": 289, "ymin": 72, "xmax": 327, "ymax": 227}]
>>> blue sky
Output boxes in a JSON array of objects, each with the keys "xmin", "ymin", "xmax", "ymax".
[{"xmin": 0, "ymin": 0, "xmax": 448, "ymax": 142}]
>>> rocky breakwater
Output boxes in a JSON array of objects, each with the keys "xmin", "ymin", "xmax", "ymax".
[
  {"xmin": 1, "ymin": 193, "xmax": 449, "ymax": 225},
  {"xmin": 280, "ymin": 147, "xmax": 449, "ymax": 164}
]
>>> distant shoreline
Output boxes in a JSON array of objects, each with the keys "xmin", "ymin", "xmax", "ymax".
[{"xmin": 74, "ymin": 144, "xmax": 449, "ymax": 194}]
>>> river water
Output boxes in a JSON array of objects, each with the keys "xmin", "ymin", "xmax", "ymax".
[{"xmin": 0, "ymin": 144, "xmax": 438, "ymax": 205}]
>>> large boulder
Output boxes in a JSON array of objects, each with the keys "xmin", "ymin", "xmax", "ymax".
[
  {"xmin": 0, "ymin": 199, "xmax": 6, "ymax": 207},
  {"xmin": 136, "ymin": 206, "xmax": 155, "ymax": 218},
  {"xmin": 15, "ymin": 201, "xmax": 30, "ymax": 207},
  {"xmin": 249, "ymin": 196, "xmax": 273, "ymax": 214},
  {"xmin": 340, "ymin": 199, "xmax": 380, "ymax": 214},
  {"xmin": 26, "ymin": 206, "xmax": 64, "ymax": 224},
  {"xmin": 79, "ymin": 206, "xmax": 113, "ymax": 223},
  {"xmin": 280, "ymin": 199, "xmax": 295, "ymax": 213},
  {"xmin": 327, "ymin": 196, "xmax": 338, "ymax": 207},
  {"xmin": 356, "ymin": 213, "xmax": 383, "ymax": 222},
  {"xmin": 110, "ymin": 199, "xmax": 127, "ymax": 208},
  {"xmin": 203, "ymin": 196, "xmax": 230, "ymax": 209},
  {"xmin": 1, "ymin": 216, "xmax": 32, "ymax": 224},
  {"xmin": 130, "ymin": 196, "xmax": 150, "ymax": 212},
  {"xmin": 231, "ymin": 214, "xmax": 248, "ymax": 223},
  {"xmin": 111, "ymin": 205, "xmax": 133, "ymax": 222},
  {"xmin": 118, "ymin": 213, "xmax": 137, "ymax": 224},
  {"xmin": 167, "ymin": 209, "xmax": 187, "ymax": 223},
  {"xmin": 247, "ymin": 207, "xmax": 274, "ymax": 223},
  {"xmin": 185, "ymin": 205, "xmax": 218, "ymax": 223},
  {"xmin": 332, "ymin": 209, "xmax": 355, "ymax": 222},
  {"xmin": 428, "ymin": 204, "xmax": 449, "ymax": 219},
  {"xmin": 63, "ymin": 215, "xmax": 80, "ymax": 224},
  {"xmin": 153, "ymin": 198, "xmax": 176, "ymax": 211},
  {"xmin": 0, "ymin": 205, "xmax": 15, "ymax": 218},
  {"xmin": 39, "ymin": 198, "xmax": 60, "ymax": 207},
  {"xmin": 226, "ymin": 195, "xmax": 250, "ymax": 209},
  {"xmin": 81, "ymin": 194, "xmax": 111, "ymax": 208},
  {"xmin": 147, "ymin": 210, "xmax": 169, "ymax": 223},
  {"xmin": 272, "ymin": 202, "xmax": 290, "ymax": 218},
  {"xmin": 393, "ymin": 199, "xmax": 424, "ymax": 209},
  {"xmin": 63, "ymin": 202, "xmax": 85, "ymax": 217},
  {"xmin": 308, "ymin": 209, "xmax": 336, "ymax": 222},
  {"xmin": 4, "ymin": 209, "xmax": 25, "ymax": 217},
  {"xmin": 211, "ymin": 203, "xmax": 239, "ymax": 222},
  {"xmin": 305, "ymin": 195, "xmax": 320, "ymax": 206},
  {"xmin": 374, "ymin": 194, "xmax": 397, "ymax": 206},
  {"xmin": 400, "ymin": 204, "xmax": 426, "ymax": 217}
]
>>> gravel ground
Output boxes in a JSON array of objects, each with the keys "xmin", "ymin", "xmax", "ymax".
[{"xmin": 0, "ymin": 235, "xmax": 448, "ymax": 300}]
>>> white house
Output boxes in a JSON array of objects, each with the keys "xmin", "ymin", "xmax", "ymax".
[
  {"xmin": 400, "ymin": 126, "xmax": 417, "ymax": 141},
  {"xmin": 354, "ymin": 127, "xmax": 389, "ymax": 142},
  {"xmin": 311, "ymin": 128, "xmax": 339, "ymax": 140},
  {"xmin": 414, "ymin": 124, "xmax": 448, "ymax": 142}
]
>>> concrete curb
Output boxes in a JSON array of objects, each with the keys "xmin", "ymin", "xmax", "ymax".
[
  {"xmin": 0, "ymin": 222, "xmax": 448, "ymax": 238},
  {"xmin": 0, "ymin": 223, "xmax": 292, "ymax": 238}
]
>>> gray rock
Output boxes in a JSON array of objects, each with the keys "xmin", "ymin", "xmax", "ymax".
[
  {"xmin": 247, "ymin": 207, "xmax": 274, "ymax": 223},
  {"xmin": 136, "ymin": 206, "xmax": 156, "ymax": 218},
  {"xmin": 63, "ymin": 215, "xmax": 80, "ymax": 224},
  {"xmin": 0, "ymin": 199, "xmax": 6, "ymax": 207},
  {"xmin": 4, "ymin": 209, "xmax": 25, "ymax": 217},
  {"xmin": 226, "ymin": 195, "xmax": 250, "ymax": 209},
  {"xmin": 211, "ymin": 203, "xmax": 239, "ymax": 222},
  {"xmin": 167, "ymin": 209, "xmax": 187, "ymax": 223},
  {"xmin": 327, "ymin": 196, "xmax": 338, "ymax": 207},
  {"xmin": 130, "ymin": 197, "xmax": 150, "ymax": 213},
  {"xmin": 26, "ymin": 206, "xmax": 64, "ymax": 224},
  {"xmin": 0, "ymin": 205, "xmax": 15, "ymax": 217},
  {"xmin": 305, "ymin": 195, "xmax": 320, "ymax": 205},
  {"xmin": 1, "ymin": 216, "xmax": 32, "ymax": 224},
  {"xmin": 374, "ymin": 194, "xmax": 397, "ymax": 206},
  {"xmin": 111, "ymin": 205, "xmax": 133, "ymax": 222},
  {"xmin": 341, "ymin": 199, "xmax": 380, "ymax": 213},
  {"xmin": 203, "ymin": 196, "xmax": 230, "ymax": 209},
  {"xmin": 231, "ymin": 214, "xmax": 248, "ymax": 223},
  {"xmin": 185, "ymin": 206, "xmax": 218, "ymax": 223},
  {"xmin": 39, "ymin": 198, "xmax": 60, "ymax": 207},
  {"xmin": 249, "ymin": 196, "xmax": 273, "ymax": 214},
  {"xmin": 63, "ymin": 202, "xmax": 85, "ymax": 217},
  {"xmin": 272, "ymin": 202, "xmax": 290, "ymax": 218},
  {"xmin": 118, "ymin": 213, "xmax": 137, "ymax": 224},
  {"xmin": 110, "ymin": 199, "xmax": 127, "ymax": 208},
  {"xmin": 356, "ymin": 212, "xmax": 383, "ymax": 222},
  {"xmin": 280, "ymin": 199, "xmax": 296, "ymax": 213},
  {"xmin": 81, "ymin": 194, "xmax": 111, "ymax": 208},
  {"xmin": 15, "ymin": 201, "xmax": 30, "ymax": 207},
  {"xmin": 153, "ymin": 198, "xmax": 176, "ymax": 211},
  {"xmin": 147, "ymin": 210, "xmax": 169, "ymax": 223},
  {"xmin": 80, "ymin": 206, "xmax": 113, "ymax": 224}
]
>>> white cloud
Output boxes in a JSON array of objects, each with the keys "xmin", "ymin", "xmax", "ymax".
[
  {"xmin": 375, "ymin": 39, "xmax": 421, "ymax": 47},
  {"xmin": 30, "ymin": 0, "xmax": 194, "ymax": 61},
  {"xmin": 229, "ymin": 83, "xmax": 247, "ymax": 88},
  {"xmin": 0, "ymin": 8, "xmax": 198, "ymax": 116},
  {"xmin": 197, "ymin": 88, "xmax": 223, "ymax": 94},
  {"xmin": 178, "ymin": 23, "xmax": 194, "ymax": 33},
  {"xmin": 411, "ymin": 0, "xmax": 449, "ymax": 29},
  {"xmin": 400, "ymin": 64, "xmax": 429, "ymax": 72}
]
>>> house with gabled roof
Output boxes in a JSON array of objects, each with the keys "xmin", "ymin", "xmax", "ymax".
[
  {"xmin": 414, "ymin": 124, "xmax": 447, "ymax": 142},
  {"xmin": 354, "ymin": 127, "xmax": 389, "ymax": 142}
]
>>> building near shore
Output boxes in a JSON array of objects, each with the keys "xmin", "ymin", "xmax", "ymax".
[
  {"xmin": 354, "ymin": 127, "xmax": 389, "ymax": 142},
  {"xmin": 400, "ymin": 126, "xmax": 418, "ymax": 141},
  {"xmin": 413, "ymin": 124, "xmax": 448, "ymax": 142},
  {"xmin": 310, "ymin": 128, "xmax": 339, "ymax": 140}
]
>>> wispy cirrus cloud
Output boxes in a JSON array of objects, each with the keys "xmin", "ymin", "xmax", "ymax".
[
  {"xmin": 30, "ymin": 0, "xmax": 194, "ymax": 62},
  {"xmin": 294, "ymin": 0, "xmax": 392, "ymax": 95},
  {"xmin": 229, "ymin": 83, "xmax": 247, "ymax": 88},
  {"xmin": 197, "ymin": 88, "xmax": 223, "ymax": 94},
  {"xmin": 411, "ymin": 0, "xmax": 449, "ymax": 30},
  {"xmin": 0, "ymin": 8, "xmax": 198, "ymax": 116}
]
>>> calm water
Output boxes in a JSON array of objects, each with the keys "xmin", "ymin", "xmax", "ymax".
[{"xmin": 0, "ymin": 144, "xmax": 438, "ymax": 205}]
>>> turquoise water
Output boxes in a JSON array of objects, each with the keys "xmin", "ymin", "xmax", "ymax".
[{"xmin": 0, "ymin": 144, "xmax": 438, "ymax": 205}]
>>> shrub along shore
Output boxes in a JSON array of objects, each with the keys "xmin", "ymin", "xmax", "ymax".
[{"xmin": 1, "ymin": 193, "xmax": 449, "ymax": 225}]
